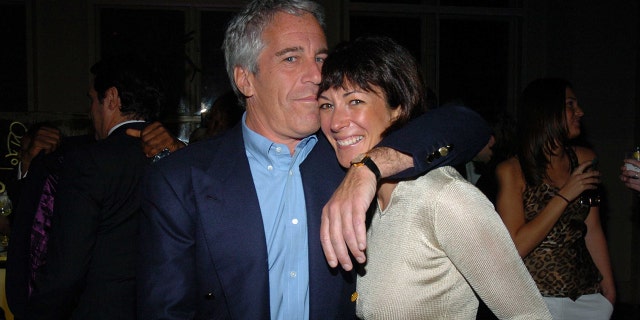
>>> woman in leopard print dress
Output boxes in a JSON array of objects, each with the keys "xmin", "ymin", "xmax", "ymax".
[{"xmin": 495, "ymin": 78, "xmax": 615, "ymax": 319}]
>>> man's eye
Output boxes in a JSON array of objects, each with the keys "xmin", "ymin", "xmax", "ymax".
[{"xmin": 285, "ymin": 56, "xmax": 297, "ymax": 62}]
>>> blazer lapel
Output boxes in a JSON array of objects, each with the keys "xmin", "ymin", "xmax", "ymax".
[
  {"xmin": 191, "ymin": 127, "xmax": 271, "ymax": 317},
  {"xmin": 301, "ymin": 135, "xmax": 356, "ymax": 319}
]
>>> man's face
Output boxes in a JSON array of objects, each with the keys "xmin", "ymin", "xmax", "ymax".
[
  {"xmin": 241, "ymin": 12, "xmax": 328, "ymax": 151},
  {"xmin": 564, "ymin": 87, "xmax": 583, "ymax": 139}
]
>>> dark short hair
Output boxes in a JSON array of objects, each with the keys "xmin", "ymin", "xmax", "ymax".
[
  {"xmin": 319, "ymin": 36, "xmax": 426, "ymax": 137},
  {"xmin": 90, "ymin": 54, "xmax": 165, "ymax": 121}
]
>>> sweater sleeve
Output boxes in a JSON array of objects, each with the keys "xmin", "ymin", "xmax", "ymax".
[{"xmin": 433, "ymin": 177, "xmax": 552, "ymax": 320}]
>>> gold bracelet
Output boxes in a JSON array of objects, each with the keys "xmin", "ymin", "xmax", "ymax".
[{"xmin": 556, "ymin": 193, "xmax": 570, "ymax": 204}]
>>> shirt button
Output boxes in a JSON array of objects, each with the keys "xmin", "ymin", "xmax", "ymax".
[
  {"xmin": 289, "ymin": 271, "xmax": 297, "ymax": 278},
  {"xmin": 292, "ymin": 218, "xmax": 298, "ymax": 225},
  {"xmin": 289, "ymin": 170, "xmax": 293, "ymax": 176},
  {"xmin": 267, "ymin": 165, "xmax": 273, "ymax": 171},
  {"xmin": 275, "ymin": 147, "xmax": 282, "ymax": 153}
]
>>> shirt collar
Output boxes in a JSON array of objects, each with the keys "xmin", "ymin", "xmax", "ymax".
[
  {"xmin": 108, "ymin": 120, "xmax": 146, "ymax": 137},
  {"xmin": 242, "ymin": 113, "xmax": 317, "ymax": 166}
]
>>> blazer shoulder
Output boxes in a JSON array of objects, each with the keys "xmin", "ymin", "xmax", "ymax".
[{"xmin": 154, "ymin": 127, "xmax": 245, "ymax": 175}]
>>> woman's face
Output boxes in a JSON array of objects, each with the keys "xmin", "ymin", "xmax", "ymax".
[
  {"xmin": 565, "ymin": 87, "xmax": 584, "ymax": 139},
  {"xmin": 319, "ymin": 82, "xmax": 400, "ymax": 168}
]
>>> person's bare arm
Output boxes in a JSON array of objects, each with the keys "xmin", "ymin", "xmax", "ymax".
[
  {"xmin": 320, "ymin": 147, "xmax": 412, "ymax": 270},
  {"xmin": 20, "ymin": 126, "xmax": 61, "ymax": 176},
  {"xmin": 584, "ymin": 208, "xmax": 616, "ymax": 304},
  {"xmin": 496, "ymin": 158, "xmax": 599, "ymax": 257},
  {"xmin": 320, "ymin": 105, "xmax": 491, "ymax": 270}
]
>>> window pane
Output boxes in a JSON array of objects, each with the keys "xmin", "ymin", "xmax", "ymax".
[
  {"xmin": 440, "ymin": 0, "xmax": 519, "ymax": 8},
  {"xmin": 200, "ymin": 11, "xmax": 236, "ymax": 111},
  {"xmin": 352, "ymin": 0, "xmax": 436, "ymax": 4},
  {"xmin": 439, "ymin": 18, "xmax": 510, "ymax": 116},
  {"xmin": 100, "ymin": 8, "xmax": 186, "ymax": 116},
  {"xmin": 0, "ymin": 3, "xmax": 27, "ymax": 112},
  {"xmin": 349, "ymin": 15, "xmax": 422, "ymax": 64}
]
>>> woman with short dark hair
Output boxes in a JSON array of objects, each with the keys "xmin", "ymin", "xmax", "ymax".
[{"xmin": 318, "ymin": 36, "xmax": 551, "ymax": 320}]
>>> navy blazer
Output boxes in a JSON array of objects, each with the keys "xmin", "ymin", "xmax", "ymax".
[{"xmin": 137, "ymin": 105, "xmax": 490, "ymax": 319}]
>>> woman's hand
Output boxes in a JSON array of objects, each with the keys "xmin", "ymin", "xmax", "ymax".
[{"xmin": 557, "ymin": 160, "xmax": 600, "ymax": 201}]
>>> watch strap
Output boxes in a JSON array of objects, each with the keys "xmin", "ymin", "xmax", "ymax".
[{"xmin": 351, "ymin": 155, "xmax": 381, "ymax": 181}]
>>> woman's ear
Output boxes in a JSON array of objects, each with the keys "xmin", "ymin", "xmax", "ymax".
[
  {"xmin": 233, "ymin": 66, "xmax": 254, "ymax": 98},
  {"xmin": 390, "ymin": 105, "xmax": 402, "ymax": 122}
]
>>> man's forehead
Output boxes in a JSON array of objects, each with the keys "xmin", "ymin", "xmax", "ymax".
[{"xmin": 262, "ymin": 12, "xmax": 327, "ymax": 51}]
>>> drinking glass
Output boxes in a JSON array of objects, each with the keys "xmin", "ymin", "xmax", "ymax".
[
  {"xmin": 624, "ymin": 147, "xmax": 640, "ymax": 174},
  {"xmin": 579, "ymin": 158, "xmax": 600, "ymax": 207}
]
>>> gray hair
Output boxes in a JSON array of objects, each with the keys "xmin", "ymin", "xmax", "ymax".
[{"xmin": 222, "ymin": 0, "xmax": 325, "ymax": 106}]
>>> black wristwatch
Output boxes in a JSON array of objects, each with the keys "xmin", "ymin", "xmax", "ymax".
[{"xmin": 350, "ymin": 153, "xmax": 381, "ymax": 181}]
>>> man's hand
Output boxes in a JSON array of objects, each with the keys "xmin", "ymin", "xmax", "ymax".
[
  {"xmin": 20, "ymin": 126, "xmax": 61, "ymax": 175},
  {"xmin": 320, "ymin": 147, "xmax": 412, "ymax": 271},
  {"xmin": 320, "ymin": 166, "xmax": 377, "ymax": 271},
  {"xmin": 126, "ymin": 122, "xmax": 186, "ymax": 157},
  {"xmin": 621, "ymin": 158, "xmax": 640, "ymax": 192}
]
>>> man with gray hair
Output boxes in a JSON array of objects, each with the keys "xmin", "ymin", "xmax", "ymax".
[{"xmin": 137, "ymin": 0, "xmax": 490, "ymax": 319}]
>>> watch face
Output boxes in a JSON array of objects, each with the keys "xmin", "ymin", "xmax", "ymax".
[{"xmin": 350, "ymin": 153, "xmax": 367, "ymax": 165}]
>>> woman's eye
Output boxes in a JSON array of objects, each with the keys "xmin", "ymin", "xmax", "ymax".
[
  {"xmin": 319, "ymin": 103, "xmax": 333, "ymax": 110},
  {"xmin": 350, "ymin": 99, "xmax": 364, "ymax": 105}
]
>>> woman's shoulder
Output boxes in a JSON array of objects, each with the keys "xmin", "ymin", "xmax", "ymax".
[
  {"xmin": 496, "ymin": 157, "xmax": 521, "ymax": 176},
  {"xmin": 572, "ymin": 145, "xmax": 597, "ymax": 162},
  {"xmin": 401, "ymin": 167, "xmax": 470, "ymax": 198},
  {"xmin": 495, "ymin": 157, "xmax": 526, "ymax": 188},
  {"xmin": 414, "ymin": 167, "xmax": 492, "ymax": 202},
  {"xmin": 421, "ymin": 166, "xmax": 468, "ymax": 184}
]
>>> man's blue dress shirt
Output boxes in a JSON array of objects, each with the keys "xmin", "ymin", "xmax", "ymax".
[{"xmin": 243, "ymin": 115, "xmax": 317, "ymax": 320}]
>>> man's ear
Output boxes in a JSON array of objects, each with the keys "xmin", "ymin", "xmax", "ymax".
[
  {"xmin": 233, "ymin": 66, "xmax": 254, "ymax": 98},
  {"xmin": 104, "ymin": 86, "xmax": 122, "ymax": 111}
]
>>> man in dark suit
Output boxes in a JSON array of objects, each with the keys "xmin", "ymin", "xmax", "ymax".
[
  {"xmin": 5, "ymin": 125, "xmax": 93, "ymax": 320},
  {"xmin": 137, "ymin": 0, "xmax": 491, "ymax": 319},
  {"xmin": 24, "ymin": 54, "xmax": 165, "ymax": 319},
  {"xmin": 6, "ymin": 124, "xmax": 182, "ymax": 320}
]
